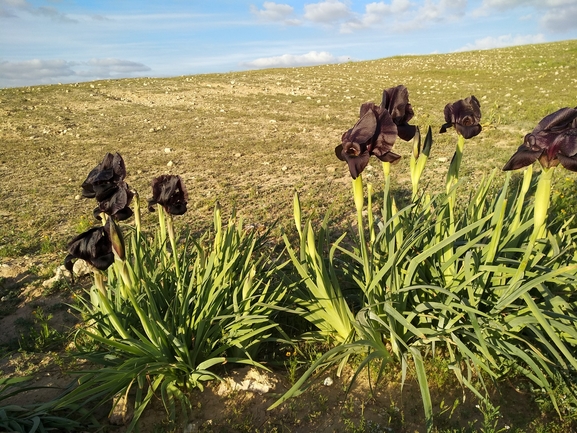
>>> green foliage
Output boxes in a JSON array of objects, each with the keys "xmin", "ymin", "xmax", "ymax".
[
  {"xmin": 273, "ymin": 131, "xmax": 577, "ymax": 432},
  {"xmin": 59, "ymin": 206, "xmax": 289, "ymax": 431},
  {"xmin": 0, "ymin": 376, "xmax": 86, "ymax": 432}
]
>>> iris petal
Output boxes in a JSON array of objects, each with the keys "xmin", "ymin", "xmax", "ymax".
[
  {"xmin": 149, "ymin": 175, "xmax": 188, "ymax": 215},
  {"xmin": 502, "ymin": 148, "xmax": 541, "ymax": 171},
  {"xmin": 556, "ymin": 154, "xmax": 577, "ymax": 172}
]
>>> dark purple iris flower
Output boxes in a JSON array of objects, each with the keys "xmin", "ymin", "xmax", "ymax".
[
  {"xmin": 503, "ymin": 107, "xmax": 577, "ymax": 171},
  {"xmin": 148, "ymin": 175, "xmax": 188, "ymax": 215},
  {"xmin": 381, "ymin": 85, "xmax": 417, "ymax": 142},
  {"xmin": 335, "ymin": 104, "xmax": 398, "ymax": 179},
  {"xmin": 64, "ymin": 218, "xmax": 116, "ymax": 272},
  {"xmin": 81, "ymin": 153, "xmax": 134, "ymax": 221},
  {"xmin": 440, "ymin": 96, "xmax": 482, "ymax": 139}
]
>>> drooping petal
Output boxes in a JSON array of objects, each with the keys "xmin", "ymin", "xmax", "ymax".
[
  {"xmin": 374, "ymin": 151, "xmax": 401, "ymax": 164},
  {"xmin": 455, "ymin": 123, "xmax": 482, "ymax": 140},
  {"xmin": 344, "ymin": 151, "xmax": 370, "ymax": 179},
  {"xmin": 371, "ymin": 110, "xmax": 398, "ymax": 157},
  {"xmin": 502, "ymin": 147, "xmax": 542, "ymax": 171},
  {"xmin": 66, "ymin": 227, "xmax": 114, "ymax": 271},
  {"xmin": 557, "ymin": 153, "xmax": 577, "ymax": 172}
]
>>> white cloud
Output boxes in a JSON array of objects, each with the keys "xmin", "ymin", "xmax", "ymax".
[
  {"xmin": 304, "ymin": 0, "xmax": 351, "ymax": 24},
  {"xmin": 340, "ymin": 0, "xmax": 411, "ymax": 32},
  {"xmin": 242, "ymin": 50, "xmax": 349, "ymax": 68},
  {"xmin": 250, "ymin": 2, "xmax": 298, "ymax": 24},
  {"xmin": 0, "ymin": 59, "xmax": 76, "ymax": 80},
  {"xmin": 0, "ymin": 0, "xmax": 76, "ymax": 22},
  {"xmin": 542, "ymin": 4, "xmax": 577, "ymax": 32},
  {"xmin": 480, "ymin": 0, "xmax": 575, "ymax": 9},
  {"xmin": 78, "ymin": 58, "xmax": 151, "ymax": 76},
  {"xmin": 474, "ymin": 0, "xmax": 577, "ymax": 31},
  {"xmin": 456, "ymin": 33, "xmax": 546, "ymax": 51},
  {"xmin": 0, "ymin": 58, "xmax": 150, "ymax": 87}
]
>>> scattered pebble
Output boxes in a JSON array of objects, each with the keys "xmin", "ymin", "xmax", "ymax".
[
  {"xmin": 323, "ymin": 377, "xmax": 333, "ymax": 386},
  {"xmin": 167, "ymin": 161, "xmax": 174, "ymax": 167},
  {"xmin": 164, "ymin": 147, "xmax": 172, "ymax": 153}
]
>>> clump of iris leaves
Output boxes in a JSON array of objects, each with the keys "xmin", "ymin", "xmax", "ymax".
[{"xmin": 3, "ymin": 86, "xmax": 577, "ymax": 433}]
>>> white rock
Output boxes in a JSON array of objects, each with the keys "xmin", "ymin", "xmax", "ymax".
[
  {"xmin": 164, "ymin": 147, "xmax": 172, "ymax": 153},
  {"xmin": 323, "ymin": 377, "xmax": 334, "ymax": 386},
  {"xmin": 167, "ymin": 161, "xmax": 174, "ymax": 167},
  {"xmin": 73, "ymin": 259, "xmax": 91, "ymax": 277},
  {"xmin": 216, "ymin": 367, "xmax": 277, "ymax": 397},
  {"xmin": 43, "ymin": 265, "xmax": 71, "ymax": 288}
]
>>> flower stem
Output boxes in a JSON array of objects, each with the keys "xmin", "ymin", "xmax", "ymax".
[
  {"xmin": 157, "ymin": 205, "xmax": 169, "ymax": 268},
  {"xmin": 367, "ymin": 183, "xmax": 375, "ymax": 244},
  {"xmin": 532, "ymin": 167, "xmax": 554, "ymax": 241},
  {"xmin": 446, "ymin": 134, "xmax": 465, "ymax": 233},
  {"xmin": 166, "ymin": 210, "xmax": 181, "ymax": 279},
  {"xmin": 93, "ymin": 270, "xmax": 106, "ymax": 297},
  {"xmin": 352, "ymin": 175, "xmax": 370, "ymax": 284}
]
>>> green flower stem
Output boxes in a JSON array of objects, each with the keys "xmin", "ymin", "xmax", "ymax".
[
  {"xmin": 165, "ymin": 210, "xmax": 181, "ymax": 279},
  {"xmin": 410, "ymin": 127, "xmax": 429, "ymax": 201},
  {"xmin": 446, "ymin": 134, "xmax": 466, "ymax": 229},
  {"xmin": 382, "ymin": 161, "xmax": 391, "ymax": 221},
  {"xmin": 293, "ymin": 192, "xmax": 306, "ymax": 264},
  {"xmin": 132, "ymin": 191, "xmax": 143, "ymax": 278},
  {"xmin": 93, "ymin": 270, "xmax": 106, "ymax": 297},
  {"xmin": 157, "ymin": 205, "xmax": 169, "ymax": 268},
  {"xmin": 133, "ymin": 190, "xmax": 142, "ymax": 243},
  {"xmin": 367, "ymin": 183, "xmax": 375, "ymax": 244},
  {"xmin": 352, "ymin": 175, "xmax": 370, "ymax": 284},
  {"xmin": 532, "ymin": 166, "xmax": 554, "ymax": 241},
  {"xmin": 502, "ymin": 166, "xmax": 555, "ymax": 301}
]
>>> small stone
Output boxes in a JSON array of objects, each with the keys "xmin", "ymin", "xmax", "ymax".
[
  {"xmin": 281, "ymin": 165, "xmax": 288, "ymax": 171},
  {"xmin": 326, "ymin": 166, "xmax": 336, "ymax": 173},
  {"xmin": 167, "ymin": 161, "xmax": 174, "ymax": 167},
  {"xmin": 109, "ymin": 392, "xmax": 133, "ymax": 425},
  {"xmin": 234, "ymin": 153, "xmax": 241, "ymax": 158},
  {"xmin": 73, "ymin": 259, "xmax": 91, "ymax": 277},
  {"xmin": 323, "ymin": 377, "xmax": 333, "ymax": 386},
  {"xmin": 74, "ymin": 194, "xmax": 81, "ymax": 200},
  {"xmin": 437, "ymin": 157, "xmax": 448, "ymax": 163},
  {"xmin": 164, "ymin": 147, "xmax": 172, "ymax": 153},
  {"xmin": 149, "ymin": 128, "xmax": 155, "ymax": 133}
]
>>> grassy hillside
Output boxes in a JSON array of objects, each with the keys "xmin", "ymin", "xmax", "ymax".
[{"xmin": 1, "ymin": 40, "xmax": 576, "ymax": 258}]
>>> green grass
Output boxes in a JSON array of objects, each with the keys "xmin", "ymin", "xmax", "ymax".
[{"xmin": 1, "ymin": 40, "xmax": 576, "ymax": 258}]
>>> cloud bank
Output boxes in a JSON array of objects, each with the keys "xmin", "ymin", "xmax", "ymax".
[
  {"xmin": 456, "ymin": 33, "xmax": 546, "ymax": 51},
  {"xmin": 242, "ymin": 50, "xmax": 350, "ymax": 69},
  {"xmin": 0, "ymin": 58, "xmax": 150, "ymax": 87}
]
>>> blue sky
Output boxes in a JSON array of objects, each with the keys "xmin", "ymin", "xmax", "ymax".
[{"xmin": 1, "ymin": 0, "xmax": 576, "ymax": 88}]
